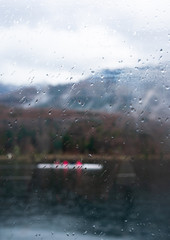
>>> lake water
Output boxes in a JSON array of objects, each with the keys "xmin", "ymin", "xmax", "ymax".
[{"xmin": 0, "ymin": 159, "xmax": 170, "ymax": 239}]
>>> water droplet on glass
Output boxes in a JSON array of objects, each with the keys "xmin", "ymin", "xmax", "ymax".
[
  {"xmin": 141, "ymin": 118, "xmax": 145, "ymax": 123},
  {"xmin": 8, "ymin": 122, "xmax": 12, "ymax": 128},
  {"xmin": 9, "ymin": 109, "xmax": 13, "ymax": 114},
  {"xmin": 130, "ymin": 107, "xmax": 135, "ymax": 113},
  {"xmin": 7, "ymin": 153, "xmax": 12, "ymax": 159},
  {"xmin": 139, "ymin": 98, "xmax": 142, "ymax": 104}
]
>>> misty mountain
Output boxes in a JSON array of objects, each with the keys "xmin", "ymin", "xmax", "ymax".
[
  {"xmin": 0, "ymin": 83, "xmax": 17, "ymax": 94},
  {"xmin": 0, "ymin": 64, "xmax": 170, "ymax": 120}
]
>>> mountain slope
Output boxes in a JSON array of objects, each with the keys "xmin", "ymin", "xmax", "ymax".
[{"xmin": 0, "ymin": 64, "xmax": 169, "ymax": 119}]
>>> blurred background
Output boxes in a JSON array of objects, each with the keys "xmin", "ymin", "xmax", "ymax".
[{"xmin": 0, "ymin": 0, "xmax": 170, "ymax": 239}]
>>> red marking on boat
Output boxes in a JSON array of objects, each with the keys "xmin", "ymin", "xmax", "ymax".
[
  {"xmin": 76, "ymin": 161, "xmax": 82, "ymax": 166},
  {"xmin": 63, "ymin": 161, "xmax": 68, "ymax": 166}
]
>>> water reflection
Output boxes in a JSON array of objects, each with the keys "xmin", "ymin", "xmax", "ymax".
[{"xmin": 0, "ymin": 159, "xmax": 170, "ymax": 239}]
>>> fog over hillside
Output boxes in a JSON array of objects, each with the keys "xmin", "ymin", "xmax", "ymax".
[{"xmin": 0, "ymin": 64, "xmax": 170, "ymax": 120}]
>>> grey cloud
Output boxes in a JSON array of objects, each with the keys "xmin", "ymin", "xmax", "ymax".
[
  {"xmin": 0, "ymin": 0, "xmax": 47, "ymax": 27},
  {"xmin": 0, "ymin": 0, "xmax": 170, "ymax": 85}
]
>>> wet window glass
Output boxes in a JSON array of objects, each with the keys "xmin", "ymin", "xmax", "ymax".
[{"xmin": 0, "ymin": 0, "xmax": 170, "ymax": 239}]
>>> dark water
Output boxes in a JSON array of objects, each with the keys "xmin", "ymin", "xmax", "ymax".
[{"xmin": 0, "ymin": 159, "xmax": 170, "ymax": 240}]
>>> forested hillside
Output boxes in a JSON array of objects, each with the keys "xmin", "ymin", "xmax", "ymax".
[{"xmin": 0, "ymin": 105, "xmax": 168, "ymax": 157}]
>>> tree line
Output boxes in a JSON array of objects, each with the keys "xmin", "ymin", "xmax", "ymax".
[{"xmin": 0, "ymin": 105, "xmax": 168, "ymax": 156}]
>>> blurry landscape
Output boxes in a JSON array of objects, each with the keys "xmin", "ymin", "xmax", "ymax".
[
  {"xmin": 0, "ymin": 105, "xmax": 169, "ymax": 158},
  {"xmin": 1, "ymin": 1, "xmax": 170, "ymax": 238},
  {"xmin": 0, "ymin": 65, "xmax": 170, "ymax": 158},
  {"xmin": 1, "ymin": 65, "xmax": 170, "ymax": 240}
]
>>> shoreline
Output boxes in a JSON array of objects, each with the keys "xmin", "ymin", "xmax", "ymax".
[{"xmin": 0, "ymin": 153, "xmax": 169, "ymax": 163}]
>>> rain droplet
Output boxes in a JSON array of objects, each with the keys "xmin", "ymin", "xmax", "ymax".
[
  {"xmin": 9, "ymin": 109, "xmax": 13, "ymax": 114},
  {"xmin": 8, "ymin": 122, "xmax": 12, "ymax": 128},
  {"xmin": 141, "ymin": 118, "xmax": 145, "ymax": 123},
  {"xmin": 139, "ymin": 98, "xmax": 142, "ymax": 104},
  {"xmin": 7, "ymin": 153, "xmax": 12, "ymax": 159},
  {"xmin": 130, "ymin": 107, "xmax": 135, "ymax": 113}
]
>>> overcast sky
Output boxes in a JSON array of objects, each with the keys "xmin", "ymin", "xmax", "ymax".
[{"xmin": 0, "ymin": 0, "xmax": 170, "ymax": 86}]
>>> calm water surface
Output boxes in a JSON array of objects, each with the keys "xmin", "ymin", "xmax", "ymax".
[{"xmin": 0, "ymin": 159, "xmax": 170, "ymax": 240}]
